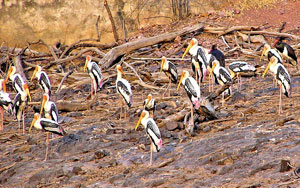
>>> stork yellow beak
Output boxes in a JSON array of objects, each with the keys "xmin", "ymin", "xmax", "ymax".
[
  {"xmin": 160, "ymin": 58, "xmax": 166, "ymax": 73},
  {"xmin": 182, "ymin": 41, "xmax": 193, "ymax": 59},
  {"xmin": 120, "ymin": 67, "xmax": 128, "ymax": 79},
  {"xmin": 135, "ymin": 113, "xmax": 143, "ymax": 131},
  {"xmin": 209, "ymin": 63, "xmax": 216, "ymax": 77},
  {"xmin": 177, "ymin": 73, "xmax": 184, "ymax": 90},
  {"xmin": 5, "ymin": 66, "xmax": 12, "ymax": 82},
  {"xmin": 2, "ymin": 80, "xmax": 6, "ymax": 92},
  {"xmin": 29, "ymin": 115, "xmax": 37, "ymax": 133},
  {"xmin": 84, "ymin": 57, "xmax": 90, "ymax": 72},
  {"xmin": 262, "ymin": 58, "xmax": 274, "ymax": 78},
  {"xmin": 260, "ymin": 47, "xmax": 267, "ymax": 61},
  {"xmin": 31, "ymin": 68, "xmax": 38, "ymax": 81},
  {"xmin": 40, "ymin": 95, "xmax": 47, "ymax": 115}
]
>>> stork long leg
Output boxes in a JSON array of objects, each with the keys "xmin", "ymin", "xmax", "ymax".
[
  {"xmin": 222, "ymin": 92, "xmax": 225, "ymax": 107},
  {"xmin": 168, "ymin": 79, "xmax": 171, "ymax": 97},
  {"xmin": 91, "ymin": 80, "xmax": 93, "ymax": 99},
  {"xmin": 0, "ymin": 107, "xmax": 3, "ymax": 131},
  {"xmin": 149, "ymin": 140, "xmax": 153, "ymax": 166},
  {"xmin": 120, "ymin": 95, "xmax": 123, "ymax": 120},
  {"xmin": 44, "ymin": 132, "xmax": 49, "ymax": 161},
  {"xmin": 125, "ymin": 105, "xmax": 127, "ymax": 119},
  {"xmin": 190, "ymin": 103, "xmax": 194, "ymax": 127},
  {"xmin": 279, "ymin": 84, "xmax": 282, "ymax": 114},
  {"xmin": 22, "ymin": 109, "xmax": 25, "ymax": 134}
]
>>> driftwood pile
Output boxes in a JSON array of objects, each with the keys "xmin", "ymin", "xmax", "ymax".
[{"xmin": 1, "ymin": 20, "xmax": 299, "ymax": 133}]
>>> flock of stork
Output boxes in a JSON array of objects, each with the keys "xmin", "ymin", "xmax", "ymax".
[{"xmin": 0, "ymin": 36, "xmax": 297, "ymax": 165}]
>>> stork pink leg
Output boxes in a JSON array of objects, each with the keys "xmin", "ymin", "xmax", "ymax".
[
  {"xmin": 44, "ymin": 132, "xmax": 49, "ymax": 161},
  {"xmin": 190, "ymin": 103, "xmax": 194, "ymax": 127},
  {"xmin": 149, "ymin": 140, "xmax": 153, "ymax": 166},
  {"xmin": 279, "ymin": 84, "xmax": 282, "ymax": 114},
  {"xmin": 0, "ymin": 107, "xmax": 3, "ymax": 131},
  {"xmin": 91, "ymin": 80, "xmax": 94, "ymax": 99},
  {"xmin": 120, "ymin": 95, "xmax": 123, "ymax": 120},
  {"xmin": 22, "ymin": 109, "xmax": 26, "ymax": 134},
  {"xmin": 168, "ymin": 79, "xmax": 171, "ymax": 97}
]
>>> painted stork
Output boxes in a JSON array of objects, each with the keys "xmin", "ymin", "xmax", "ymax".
[
  {"xmin": 84, "ymin": 55, "xmax": 103, "ymax": 98},
  {"xmin": 260, "ymin": 43, "xmax": 283, "ymax": 63},
  {"xmin": 228, "ymin": 61, "xmax": 256, "ymax": 89},
  {"xmin": 143, "ymin": 94, "xmax": 156, "ymax": 118},
  {"xmin": 209, "ymin": 44, "xmax": 225, "ymax": 67},
  {"xmin": 0, "ymin": 80, "xmax": 12, "ymax": 131},
  {"xmin": 13, "ymin": 83, "xmax": 32, "ymax": 134},
  {"xmin": 40, "ymin": 93, "xmax": 58, "ymax": 122},
  {"xmin": 182, "ymin": 38, "xmax": 209, "ymax": 86},
  {"xmin": 273, "ymin": 37, "xmax": 298, "ymax": 69},
  {"xmin": 177, "ymin": 70, "xmax": 201, "ymax": 126},
  {"xmin": 31, "ymin": 65, "xmax": 51, "ymax": 96},
  {"xmin": 5, "ymin": 66, "xmax": 25, "ymax": 94},
  {"xmin": 262, "ymin": 56, "xmax": 291, "ymax": 114},
  {"xmin": 116, "ymin": 64, "xmax": 132, "ymax": 120},
  {"xmin": 29, "ymin": 113, "xmax": 66, "ymax": 161},
  {"xmin": 210, "ymin": 60, "xmax": 232, "ymax": 105},
  {"xmin": 160, "ymin": 56, "xmax": 178, "ymax": 97},
  {"xmin": 135, "ymin": 110, "xmax": 162, "ymax": 166}
]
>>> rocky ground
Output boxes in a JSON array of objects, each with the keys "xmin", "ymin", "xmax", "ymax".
[{"xmin": 1, "ymin": 0, "xmax": 300, "ymax": 188}]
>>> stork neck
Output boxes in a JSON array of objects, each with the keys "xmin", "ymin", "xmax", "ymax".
[
  {"xmin": 189, "ymin": 45, "xmax": 198, "ymax": 56},
  {"xmin": 117, "ymin": 71, "xmax": 122, "ymax": 80}
]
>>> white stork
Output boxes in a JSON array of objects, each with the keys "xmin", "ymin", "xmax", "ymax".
[
  {"xmin": 5, "ymin": 66, "xmax": 25, "ymax": 94},
  {"xmin": 116, "ymin": 64, "xmax": 132, "ymax": 120},
  {"xmin": 210, "ymin": 60, "xmax": 232, "ymax": 105},
  {"xmin": 84, "ymin": 55, "xmax": 103, "ymax": 98},
  {"xmin": 262, "ymin": 56, "xmax": 291, "ymax": 114},
  {"xmin": 143, "ymin": 94, "xmax": 156, "ymax": 118},
  {"xmin": 29, "ymin": 113, "xmax": 66, "ymax": 161},
  {"xmin": 13, "ymin": 83, "xmax": 32, "ymax": 134},
  {"xmin": 177, "ymin": 70, "xmax": 201, "ymax": 126},
  {"xmin": 31, "ymin": 65, "xmax": 51, "ymax": 96},
  {"xmin": 160, "ymin": 56, "xmax": 178, "ymax": 97},
  {"xmin": 40, "ymin": 93, "xmax": 58, "ymax": 122},
  {"xmin": 182, "ymin": 38, "xmax": 209, "ymax": 86},
  {"xmin": 135, "ymin": 110, "xmax": 162, "ymax": 166},
  {"xmin": 0, "ymin": 80, "xmax": 12, "ymax": 131},
  {"xmin": 228, "ymin": 61, "xmax": 256, "ymax": 90}
]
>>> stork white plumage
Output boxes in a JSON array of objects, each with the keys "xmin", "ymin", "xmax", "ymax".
[
  {"xmin": 177, "ymin": 70, "xmax": 201, "ymax": 126},
  {"xmin": 29, "ymin": 113, "xmax": 66, "ymax": 161},
  {"xmin": 143, "ymin": 94, "xmax": 156, "ymax": 118},
  {"xmin": 262, "ymin": 56, "xmax": 291, "ymax": 114},
  {"xmin": 13, "ymin": 83, "xmax": 32, "ymax": 134},
  {"xmin": 0, "ymin": 79, "xmax": 12, "ymax": 131},
  {"xmin": 5, "ymin": 66, "xmax": 25, "ymax": 94},
  {"xmin": 135, "ymin": 110, "xmax": 162, "ymax": 166},
  {"xmin": 228, "ymin": 61, "xmax": 256, "ymax": 90},
  {"xmin": 210, "ymin": 60, "xmax": 232, "ymax": 106},
  {"xmin": 160, "ymin": 56, "xmax": 178, "ymax": 97},
  {"xmin": 31, "ymin": 65, "xmax": 51, "ymax": 96},
  {"xmin": 182, "ymin": 38, "xmax": 209, "ymax": 87},
  {"xmin": 116, "ymin": 64, "xmax": 132, "ymax": 120},
  {"xmin": 40, "ymin": 93, "xmax": 58, "ymax": 122},
  {"xmin": 84, "ymin": 55, "xmax": 103, "ymax": 99}
]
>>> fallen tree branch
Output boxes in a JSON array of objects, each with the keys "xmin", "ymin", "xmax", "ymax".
[
  {"xmin": 241, "ymin": 30, "xmax": 300, "ymax": 41},
  {"xmin": 56, "ymin": 68, "xmax": 74, "ymax": 94},
  {"xmin": 101, "ymin": 22, "xmax": 205, "ymax": 68}
]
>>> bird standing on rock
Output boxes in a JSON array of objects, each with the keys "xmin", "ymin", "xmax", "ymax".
[
  {"xmin": 116, "ymin": 64, "xmax": 132, "ymax": 120},
  {"xmin": 135, "ymin": 110, "xmax": 162, "ymax": 166},
  {"xmin": 160, "ymin": 56, "xmax": 178, "ymax": 97},
  {"xmin": 0, "ymin": 80, "xmax": 12, "ymax": 131},
  {"xmin": 177, "ymin": 70, "xmax": 201, "ymax": 127},
  {"xmin": 29, "ymin": 113, "xmax": 66, "ymax": 161},
  {"xmin": 182, "ymin": 38, "xmax": 209, "ymax": 86},
  {"xmin": 31, "ymin": 65, "xmax": 52, "ymax": 96},
  {"xmin": 143, "ymin": 94, "xmax": 156, "ymax": 118},
  {"xmin": 13, "ymin": 83, "xmax": 32, "ymax": 134},
  {"xmin": 84, "ymin": 55, "xmax": 103, "ymax": 99},
  {"xmin": 262, "ymin": 56, "xmax": 291, "ymax": 114}
]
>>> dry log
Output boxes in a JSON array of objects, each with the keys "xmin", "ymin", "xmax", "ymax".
[
  {"xmin": 160, "ymin": 109, "xmax": 187, "ymax": 126},
  {"xmin": 237, "ymin": 31, "xmax": 267, "ymax": 43},
  {"xmin": 56, "ymin": 97, "xmax": 97, "ymax": 112},
  {"xmin": 101, "ymin": 22, "xmax": 205, "ymax": 68},
  {"xmin": 56, "ymin": 69, "xmax": 74, "ymax": 93},
  {"xmin": 241, "ymin": 30, "xmax": 300, "ymax": 41}
]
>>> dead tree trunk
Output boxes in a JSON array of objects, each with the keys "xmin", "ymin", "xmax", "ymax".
[{"xmin": 104, "ymin": 0, "xmax": 119, "ymax": 42}]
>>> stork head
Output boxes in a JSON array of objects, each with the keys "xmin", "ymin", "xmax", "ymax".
[
  {"xmin": 260, "ymin": 43, "xmax": 271, "ymax": 61},
  {"xmin": 209, "ymin": 60, "xmax": 219, "ymax": 77},
  {"xmin": 31, "ymin": 65, "xmax": 42, "ymax": 81},
  {"xmin": 40, "ymin": 93, "xmax": 49, "ymax": 115},
  {"xmin": 262, "ymin": 56, "xmax": 277, "ymax": 78},
  {"xmin": 135, "ymin": 110, "xmax": 149, "ymax": 130},
  {"xmin": 5, "ymin": 66, "xmax": 16, "ymax": 82},
  {"xmin": 146, "ymin": 94, "xmax": 152, "ymax": 106},
  {"xmin": 84, "ymin": 55, "xmax": 92, "ymax": 72},
  {"xmin": 177, "ymin": 70, "xmax": 189, "ymax": 90},
  {"xmin": 160, "ymin": 56, "xmax": 167, "ymax": 72},
  {"xmin": 116, "ymin": 64, "xmax": 127, "ymax": 79},
  {"xmin": 182, "ymin": 38, "xmax": 198, "ymax": 59},
  {"xmin": 23, "ymin": 83, "xmax": 32, "ymax": 102},
  {"xmin": 29, "ymin": 113, "xmax": 41, "ymax": 133}
]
